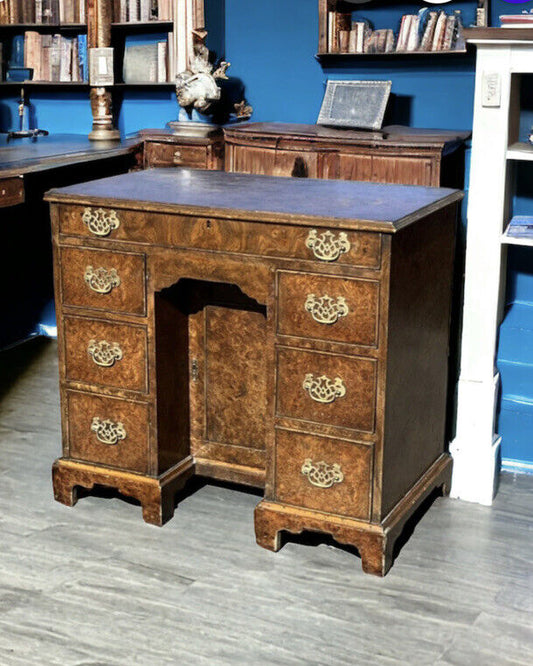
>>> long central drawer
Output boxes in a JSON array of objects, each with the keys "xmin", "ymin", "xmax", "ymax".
[{"xmin": 57, "ymin": 204, "xmax": 383, "ymax": 270}]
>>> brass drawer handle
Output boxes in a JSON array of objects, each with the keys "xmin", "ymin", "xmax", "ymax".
[
  {"xmin": 87, "ymin": 339, "xmax": 123, "ymax": 367},
  {"xmin": 173, "ymin": 150, "xmax": 182, "ymax": 164},
  {"xmin": 304, "ymin": 294, "xmax": 349, "ymax": 325},
  {"xmin": 82, "ymin": 207, "xmax": 120, "ymax": 237},
  {"xmin": 90, "ymin": 417, "xmax": 127, "ymax": 445},
  {"xmin": 84, "ymin": 266, "xmax": 121, "ymax": 294},
  {"xmin": 305, "ymin": 229, "xmax": 351, "ymax": 262},
  {"xmin": 302, "ymin": 373, "xmax": 346, "ymax": 404},
  {"xmin": 301, "ymin": 458, "xmax": 344, "ymax": 488}
]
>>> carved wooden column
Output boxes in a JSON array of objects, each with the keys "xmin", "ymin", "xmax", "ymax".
[{"xmin": 87, "ymin": 0, "xmax": 120, "ymax": 141}]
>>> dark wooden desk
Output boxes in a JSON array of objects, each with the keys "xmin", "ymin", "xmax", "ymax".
[
  {"xmin": 0, "ymin": 134, "xmax": 141, "ymax": 347},
  {"xmin": 46, "ymin": 168, "xmax": 462, "ymax": 575}
]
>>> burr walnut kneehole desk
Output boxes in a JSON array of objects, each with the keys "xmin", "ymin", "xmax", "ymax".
[{"xmin": 46, "ymin": 168, "xmax": 462, "ymax": 576}]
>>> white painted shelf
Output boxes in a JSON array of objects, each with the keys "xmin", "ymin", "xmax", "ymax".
[{"xmin": 507, "ymin": 142, "xmax": 533, "ymax": 161}]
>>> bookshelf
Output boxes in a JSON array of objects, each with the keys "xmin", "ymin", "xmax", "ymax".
[
  {"xmin": 0, "ymin": 0, "xmax": 89, "ymax": 85},
  {"xmin": 450, "ymin": 30, "xmax": 533, "ymax": 504},
  {"xmin": 0, "ymin": 0, "xmax": 206, "ymax": 138},
  {"xmin": 318, "ymin": 0, "xmax": 483, "ymax": 57}
]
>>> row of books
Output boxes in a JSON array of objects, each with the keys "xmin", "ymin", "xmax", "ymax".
[
  {"xmin": 113, "ymin": 0, "xmax": 173, "ymax": 23},
  {"xmin": 397, "ymin": 11, "xmax": 464, "ymax": 52},
  {"xmin": 327, "ymin": 10, "xmax": 465, "ymax": 54},
  {"xmin": 23, "ymin": 31, "xmax": 87, "ymax": 81},
  {"xmin": 0, "ymin": 0, "xmax": 85, "ymax": 25},
  {"xmin": 122, "ymin": 37, "xmax": 171, "ymax": 82}
]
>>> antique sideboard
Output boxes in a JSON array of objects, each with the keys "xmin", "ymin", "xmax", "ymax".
[
  {"xmin": 46, "ymin": 168, "xmax": 462, "ymax": 575},
  {"xmin": 224, "ymin": 123, "xmax": 470, "ymax": 187}
]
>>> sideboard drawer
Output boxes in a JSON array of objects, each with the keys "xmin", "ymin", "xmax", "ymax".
[
  {"xmin": 277, "ymin": 271, "xmax": 380, "ymax": 346},
  {"xmin": 276, "ymin": 347, "xmax": 377, "ymax": 433},
  {"xmin": 275, "ymin": 430, "xmax": 373, "ymax": 520},
  {"xmin": 66, "ymin": 391, "xmax": 150, "ymax": 473},
  {"xmin": 144, "ymin": 142, "xmax": 208, "ymax": 168},
  {"xmin": 63, "ymin": 316, "xmax": 148, "ymax": 393},
  {"xmin": 58, "ymin": 205, "xmax": 382, "ymax": 270},
  {"xmin": 60, "ymin": 246, "xmax": 146, "ymax": 316}
]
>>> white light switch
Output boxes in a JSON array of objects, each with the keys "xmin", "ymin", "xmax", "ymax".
[{"xmin": 482, "ymin": 72, "xmax": 501, "ymax": 108}]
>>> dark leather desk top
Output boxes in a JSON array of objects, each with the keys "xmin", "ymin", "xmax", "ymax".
[
  {"xmin": 0, "ymin": 134, "xmax": 141, "ymax": 178},
  {"xmin": 46, "ymin": 167, "xmax": 463, "ymax": 233}
]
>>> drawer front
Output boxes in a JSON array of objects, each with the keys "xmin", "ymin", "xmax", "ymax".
[
  {"xmin": 66, "ymin": 391, "xmax": 150, "ymax": 473},
  {"xmin": 145, "ymin": 142, "xmax": 207, "ymax": 168},
  {"xmin": 64, "ymin": 316, "xmax": 148, "ymax": 393},
  {"xmin": 58, "ymin": 205, "xmax": 382, "ymax": 270},
  {"xmin": 277, "ymin": 271, "xmax": 380, "ymax": 346},
  {"xmin": 277, "ymin": 348, "xmax": 377, "ymax": 432},
  {"xmin": 275, "ymin": 430, "xmax": 372, "ymax": 520},
  {"xmin": 0, "ymin": 177, "xmax": 24, "ymax": 208},
  {"xmin": 60, "ymin": 246, "xmax": 146, "ymax": 316}
]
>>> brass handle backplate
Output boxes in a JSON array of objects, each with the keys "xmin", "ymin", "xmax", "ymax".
[
  {"xmin": 305, "ymin": 229, "xmax": 351, "ymax": 262},
  {"xmin": 90, "ymin": 417, "xmax": 126, "ymax": 445},
  {"xmin": 84, "ymin": 266, "xmax": 121, "ymax": 294},
  {"xmin": 302, "ymin": 373, "xmax": 346, "ymax": 404},
  {"xmin": 82, "ymin": 207, "xmax": 120, "ymax": 237},
  {"xmin": 301, "ymin": 458, "xmax": 344, "ymax": 488},
  {"xmin": 304, "ymin": 293, "xmax": 349, "ymax": 325},
  {"xmin": 87, "ymin": 339, "xmax": 123, "ymax": 367},
  {"xmin": 173, "ymin": 150, "xmax": 183, "ymax": 164}
]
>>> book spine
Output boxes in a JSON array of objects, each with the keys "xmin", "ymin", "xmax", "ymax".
[
  {"xmin": 78, "ymin": 33, "xmax": 87, "ymax": 80},
  {"xmin": 442, "ymin": 15, "xmax": 456, "ymax": 51},
  {"xmin": 140, "ymin": 0, "xmax": 149, "ymax": 22},
  {"xmin": 157, "ymin": 39, "xmax": 166, "ymax": 81},
  {"xmin": 50, "ymin": 33, "xmax": 61, "ymax": 80},
  {"xmin": 431, "ymin": 12, "xmax": 447, "ymax": 51},
  {"xmin": 406, "ymin": 16, "xmax": 419, "ymax": 52}
]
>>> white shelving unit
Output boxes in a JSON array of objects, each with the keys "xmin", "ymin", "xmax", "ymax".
[{"xmin": 450, "ymin": 29, "xmax": 533, "ymax": 505}]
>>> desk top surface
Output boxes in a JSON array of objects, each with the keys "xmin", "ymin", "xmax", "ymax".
[
  {"xmin": 224, "ymin": 122, "xmax": 471, "ymax": 149},
  {"xmin": 46, "ymin": 167, "xmax": 463, "ymax": 232},
  {"xmin": 0, "ymin": 134, "xmax": 140, "ymax": 178}
]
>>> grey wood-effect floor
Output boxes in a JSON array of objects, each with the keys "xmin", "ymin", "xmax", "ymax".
[{"xmin": 0, "ymin": 338, "xmax": 532, "ymax": 666}]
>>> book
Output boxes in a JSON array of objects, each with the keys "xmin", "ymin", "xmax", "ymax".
[
  {"xmin": 505, "ymin": 216, "xmax": 533, "ymax": 238},
  {"xmin": 431, "ymin": 12, "xmax": 447, "ymax": 51},
  {"xmin": 78, "ymin": 33, "xmax": 87, "ymax": 81},
  {"xmin": 406, "ymin": 15, "xmax": 420, "ymax": 52},
  {"xmin": 500, "ymin": 13, "xmax": 533, "ymax": 28},
  {"xmin": 123, "ymin": 42, "xmax": 158, "ymax": 82},
  {"xmin": 59, "ymin": 35, "xmax": 71, "ymax": 81},
  {"xmin": 50, "ymin": 33, "xmax": 61, "ymax": 80},
  {"xmin": 420, "ymin": 11, "xmax": 438, "ymax": 51},
  {"xmin": 396, "ymin": 15, "xmax": 413, "ymax": 52},
  {"xmin": 442, "ymin": 15, "xmax": 456, "ymax": 51},
  {"xmin": 156, "ymin": 39, "xmax": 167, "ymax": 81}
]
